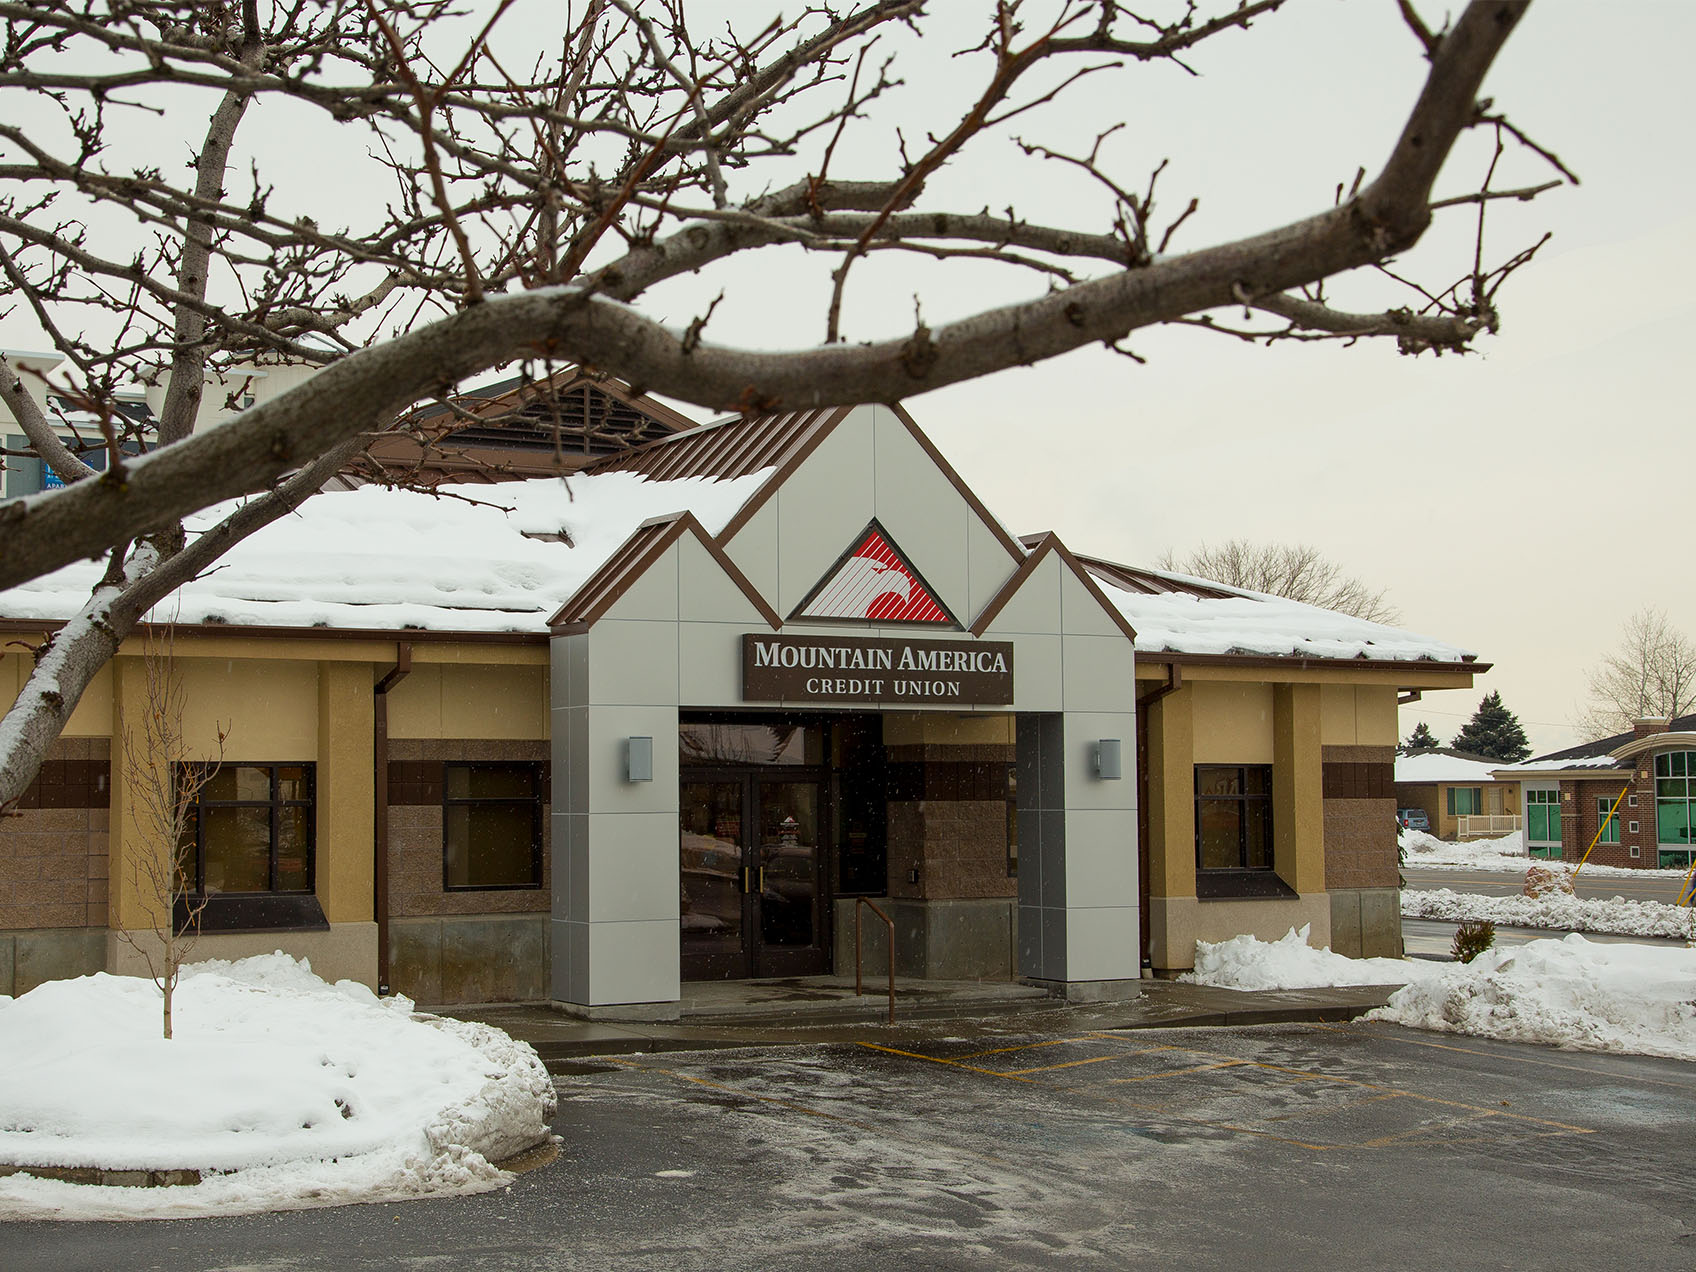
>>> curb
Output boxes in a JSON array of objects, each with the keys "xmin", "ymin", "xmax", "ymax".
[{"xmin": 531, "ymin": 998, "xmax": 1392, "ymax": 1072}]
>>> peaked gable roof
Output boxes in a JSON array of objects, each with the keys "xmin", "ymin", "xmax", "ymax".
[
  {"xmin": 792, "ymin": 521, "xmax": 955, "ymax": 625},
  {"xmin": 548, "ymin": 511, "xmax": 780, "ymax": 631},
  {"xmin": 971, "ymin": 532, "xmax": 1138, "ymax": 644}
]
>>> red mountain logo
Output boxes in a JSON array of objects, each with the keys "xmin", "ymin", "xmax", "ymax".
[{"xmin": 793, "ymin": 525, "xmax": 952, "ymax": 624}]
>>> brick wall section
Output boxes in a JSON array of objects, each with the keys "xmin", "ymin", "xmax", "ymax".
[
  {"xmin": 1559, "ymin": 771, "xmax": 1648, "ymax": 868},
  {"xmin": 1322, "ymin": 745, "xmax": 1398, "ymax": 890},
  {"xmin": 0, "ymin": 738, "xmax": 110, "ymax": 929},
  {"xmin": 387, "ymin": 739, "xmax": 550, "ymax": 917},
  {"xmin": 885, "ymin": 744, "xmax": 1016, "ymax": 902}
]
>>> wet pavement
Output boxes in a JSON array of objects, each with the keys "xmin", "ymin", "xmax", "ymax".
[
  {"xmin": 10, "ymin": 1018, "xmax": 1694, "ymax": 1270},
  {"xmin": 441, "ymin": 977, "xmax": 1403, "ymax": 1071}
]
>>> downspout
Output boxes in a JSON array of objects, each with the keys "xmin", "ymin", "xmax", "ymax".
[
  {"xmin": 373, "ymin": 642, "xmax": 412, "ymax": 996},
  {"xmin": 1136, "ymin": 664, "xmax": 1182, "ymax": 711}
]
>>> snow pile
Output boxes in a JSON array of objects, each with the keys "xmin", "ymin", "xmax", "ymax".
[
  {"xmin": 0, "ymin": 468, "xmax": 771, "ymax": 633},
  {"xmin": 1403, "ymin": 887, "xmax": 1696, "ymax": 940},
  {"xmin": 1400, "ymin": 827, "xmax": 1530, "ymax": 869},
  {"xmin": 1180, "ymin": 924, "xmax": 1412, "ymax": 990},
  {"xmin": 1370, "ymin": 935, "xmax": 1696, "ymax": 1062},
  {"xmin": 1399, "ymin": 828, "xmax": 1690, "ymax": 879},
  {"xmin": 0, "ymin": 954, "xmax": 555, "ymax": 1221},
  {"xmin": 1184, "ymin": 927, "xmax": 1696, "ymax": 1061}
]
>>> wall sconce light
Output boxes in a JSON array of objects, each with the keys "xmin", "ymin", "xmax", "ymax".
[
  {"xmin": 625, "ymin": 736, "xmax": 653, "ymax": 783},
  {"xmin": 1093, "ymin": 739, "xmax": 1122, "ymax": 781}
]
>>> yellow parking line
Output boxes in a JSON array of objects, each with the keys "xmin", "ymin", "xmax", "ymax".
[
  {"xmin": 950, "ymin": 1036, "xmax": 1108, "ymax": 1061},
  {"xmin": 1001, "ymin": 1055, "xmax": 1123, "ymax": 1076},
  {"xmin": 853, "ymin": 1042, "xmax": 1041, "ymax": 1083},
  {"xmin": 1106, "ymin": 1061, "xmax": 1247, "ymax": 1084},
  {"xmin": 605, "ymin": 1057, "xmax": 883, "ymax": 1129},
  {"xmin": 1129, "ymin": 1045, "xmax": 1596, "ymax": 1134},
  {"xmin": 1316, "ymin": 1022, "xmax": 1696, "ymax": 1093}
]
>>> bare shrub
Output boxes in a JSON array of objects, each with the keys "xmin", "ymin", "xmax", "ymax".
[{"xmin": 117, "ymin": 631, "xmax": 226, "ymax": 1039}]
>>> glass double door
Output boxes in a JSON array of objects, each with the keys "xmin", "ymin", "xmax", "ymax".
[{"xmin": 679, "ymin": 770, "xmax": 828, "ymax": 980}]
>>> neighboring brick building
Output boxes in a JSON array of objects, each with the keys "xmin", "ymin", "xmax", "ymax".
[{"xmin": 1493, "ymin": 714, "xmax": 1696, "ymax": 869}]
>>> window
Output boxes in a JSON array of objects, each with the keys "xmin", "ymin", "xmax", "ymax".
[
  {"xmin": 444, "ymin": 764, "xmax": 542, "ymax": 889},
  {"xmin": 181, "ymin": 764, "xmax": 314, "ymax": 894},
  {"xmin": 1595, "ymin": 797, "xmax": 1621, "ymax": 845},
  {"xmin": 1195, "ymin": 766, "xmax": 1273, "ymax": 872},
  {"xmin": 1446, "ymin": 786, "xmax": 1483, "ymax": 816},
  {"xmin": 1653, "ymin": 751, "xmax": 1696, "ymax": 868},
  {"xmin": 1525, "ymin": 789, "xmax": 1562, "ymax": 843}
]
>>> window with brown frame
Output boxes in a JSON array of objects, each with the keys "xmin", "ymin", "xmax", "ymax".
[
  {"xmin": 443, "ymin": 764, "xmax": 543, "ymax": 890},
  {"xmin": 177, "ymin": 763, "xmax": 325, "ymax": 931},
  {"xmin": 1195, "ymin": 765, "xmax": 1273, "ymax": 872}
]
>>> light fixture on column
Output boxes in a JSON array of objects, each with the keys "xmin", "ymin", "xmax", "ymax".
[
  {"xmin": 625, "ymin": 736, "xmax": 653, "ymax": 782},
  {"xmin": 1093, "ymin": 739, "xmax": 1122, "ymax": 781}
]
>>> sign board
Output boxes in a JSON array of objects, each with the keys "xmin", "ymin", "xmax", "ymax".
[{"xmin": 742, "ymin": 634, "xmax": 1014, "ymax": 706}]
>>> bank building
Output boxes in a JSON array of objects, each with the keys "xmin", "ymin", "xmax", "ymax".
[{"xmin": 0, "ymin": 379, "xmax": 1484, "ymax": 1012}]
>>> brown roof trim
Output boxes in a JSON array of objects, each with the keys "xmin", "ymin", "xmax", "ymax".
[
  {"xmin": 888, "ymin": 404, "xmax": 1025, "ymax": 565},
  {"xmin": 969, "ymin": 531, "xmax": 1138, "ymax": 644},
  {"xmin": 0, "ymin": 618, "xmax": 544, "ymax": 644},
  {"xmin": 1137, "ymin": 650, "xmax": 1491, "ymax": 675},
  {"xmin": 715, "ymin": 407, "xmax": 855, "ymax": 543},
  {"xmin": 545, "ymin": 511, "xmax": 782, "ymax": 632}
]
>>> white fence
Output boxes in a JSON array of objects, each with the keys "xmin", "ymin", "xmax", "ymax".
[{"xmin": 1456, "ymin": 814, "xmax": 1522, "ymax": 840}]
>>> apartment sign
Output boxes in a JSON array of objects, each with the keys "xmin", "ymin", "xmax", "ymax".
[{"xmin": 742, "ymin": 634, "xmax": 1014, "ymax": 705}]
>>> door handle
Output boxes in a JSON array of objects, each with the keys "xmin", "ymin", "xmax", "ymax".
[
  {"xmin": 759, "ymin": 866, "xmax": 766, "ymax": 892},
  {"xmin": 743, "ymin": 866, "xmax": 753, "ymax": 893}
]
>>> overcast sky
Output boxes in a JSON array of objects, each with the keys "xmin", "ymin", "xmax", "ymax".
[
  {"xmin": 5, "ymin": 1, "xmax": 1690, "ymax": 756},
  {"xmin": 918, "ymin": 0, "xmax": 1696, "ymax": 758},
  {"xmin": 648, "ymin": 0, "xmax": 1696, "ymax": 756}
]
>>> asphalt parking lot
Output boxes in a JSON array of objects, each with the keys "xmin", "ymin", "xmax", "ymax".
[{"xmin": 9, "ymin": 1021, "xmax": 1696, "ymax": 1271}]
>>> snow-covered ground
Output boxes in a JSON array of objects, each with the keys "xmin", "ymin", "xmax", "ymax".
[
  {"xmin": 1184, "ymin": 927, "xmax": 1696, "ymax": 1062},
  {"xmin": 1400, "ymin": 828, "xmax": 1690, "ymax": 879},
  {"xmin": 1403, "ymin": 887, "xmax": 1696, "ymax": 940},
  {"xmin": 0, "ymin": 954, "xmax": 555, "ymax": 1222}
]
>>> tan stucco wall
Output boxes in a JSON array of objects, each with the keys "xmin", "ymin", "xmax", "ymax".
[
  {"xmin": 386, "ymin": 662, "xmax": 548, "ymax": 740},
  {"xmin": 1273, "ymin": 684, "xmax": 1326, "ymax": 895},
  {"xmin": 1191, "ymin": 682, "xmax": 1273, "ymax": 764},
  {"xmin": 179, "ymin": 656, "xmax": 321, "ymax": 758},
  {"xmin": 317, "ymin": 661, "xmax": 374, "ymax": 925},
  {"xmin": 1144, "ymin": 687, "xmax": 1196, "ymax": 901},
  {"xmin": 2, "ymin": 640, "xmax": 114, "ymax": 737},
  {"xmin": 1319, "ymin": 684, "xmax": 1399, "ymax": 747}
]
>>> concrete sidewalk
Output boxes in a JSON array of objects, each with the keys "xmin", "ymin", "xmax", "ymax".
[{"xmin": 444, "ymin": 977, "xmax": 1403, "ymax": 1073}]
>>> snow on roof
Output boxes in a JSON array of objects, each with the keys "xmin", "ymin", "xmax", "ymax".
[
  {"xmin": 1492, "ymin": 755, "xmax": 1626, "ymax": 776},
  {"xmin": 1395, "ymin": 751, "xmax": 1509, "ymax": 784},
  {"xmin": 0, "ymin": 468, "xmax": 773, "ymax": 634},
  {"xmin": 1090, "ymin": 564, "xmax": 1477, "ymax": 664}
]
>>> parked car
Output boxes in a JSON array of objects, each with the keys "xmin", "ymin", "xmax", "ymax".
[{"xmin": 1397, "ymin": 808, "xmax": 1430, "ymax": 832}]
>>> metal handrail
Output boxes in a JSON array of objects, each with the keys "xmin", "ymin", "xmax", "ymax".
[{"xmin": 854, "ymin": 897, "xmax": 896, "ymax": 1025}]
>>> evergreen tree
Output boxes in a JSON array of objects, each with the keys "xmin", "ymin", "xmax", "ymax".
[
  {"xmin": 1451, "ymin": 692, "xmax": 1532, "ymax": 762},
  {"xmin": 1401, "ymin": 722, "xmax": 1439, "ymax": 753}
]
